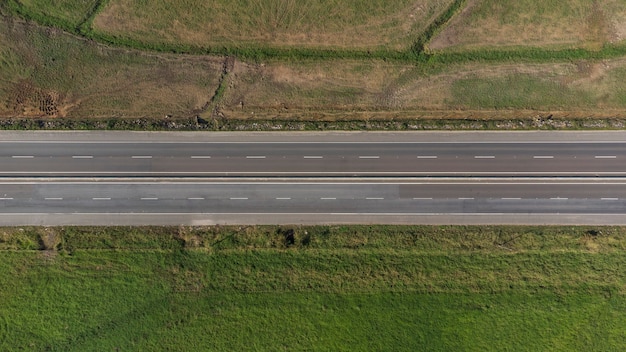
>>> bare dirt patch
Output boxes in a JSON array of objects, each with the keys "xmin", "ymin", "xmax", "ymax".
[{"xmin": 5, "ymin": 80, "xmax": 64, "ymax": 117}]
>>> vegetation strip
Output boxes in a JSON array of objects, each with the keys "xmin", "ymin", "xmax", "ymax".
[
  {"xmin": 5, "ymin": 0, "xmax": 626, "ymax": 64},
  {"xmin": 1, "ymin": 115, "xmax": 626, "ymax": 131},
  {"xmin": 1, "ymin": 225, "xmax": 625, "ymax": 349}
]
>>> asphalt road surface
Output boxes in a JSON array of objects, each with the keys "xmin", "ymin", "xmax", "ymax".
[
  {"xmin": 1, "ymin": 140, "xmax": 625, "ymax": 176},
  {"xmin": 1, "ymin": 131, "xmax": 625, "ymax": 225}
]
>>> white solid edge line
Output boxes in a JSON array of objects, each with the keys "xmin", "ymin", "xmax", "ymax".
[
  {"xmin": 3, "ymin": 171, "xmax": 626, "ymax": 175},
  {"xmin": 5, "ymin": 181, "xmax": 626, "ymax": 185},
  {"xmin": 0, "ymin": 212, "xmax": 619, "ymax": 215},
  {"xmin": 4, "ymin": 196, "xmax": 615, "ymax": 201}
]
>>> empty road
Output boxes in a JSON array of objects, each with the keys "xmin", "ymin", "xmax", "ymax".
[
  {"xmin": 1, "ymin": 131, "xmax": 625, "ymax": 225},
  {"xmin": 1, "ymin": 138, "xmax": 625, "ymax": 177}
]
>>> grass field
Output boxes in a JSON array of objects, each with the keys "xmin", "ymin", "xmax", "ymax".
[
  {"xmin": 4, "ymin": 11, "xmax": 626, "ymax": 123},
  {"xmin": 3, "ymin": 1, "xmax": 626, "ymax": 123},
  {"xmin": 429, "ymin": 0, "xmax": 626, "ymax": 52},
  {"xmin": 3, "ymin": 0, "xmax": 98, "ymax": 29},
  {"xmin": 216, "ymin": 57, "xmax": 626, "ymax": 119},
  {"xmin": 0, "ymin": 16, "xmax": 222, "ymax": 119},
  {"xmin": 92, "ymin": 0, "xmax": 452, "ymax": 50},
  {"xmin": 1, "ymin": 225, "xmax": 626, "ymax": 350}
]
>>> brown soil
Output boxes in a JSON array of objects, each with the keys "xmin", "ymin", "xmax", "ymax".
[{"xmin": 5, "ymin": 80, "xmax": 65, "ymax": 117}]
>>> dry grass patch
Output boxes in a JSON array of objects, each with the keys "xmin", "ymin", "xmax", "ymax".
[
  {"xmin": 93, "ymin": 0, "xmax": 453, "ymax": 50},
  {"xmin": 217, "ymin": 57, "xmax": 626, "ymax": 120},
  {"xmin": 0, "ymin": 16, "xmax": 223, "ymax": 118},
  {"xmin": 604, "ymin": 0, "xmax": 626, "ymax": 43},
  {"xmin": 429, "ymin": 0, "xmax": 625, "ymax": 51},
  {"xmin": 217, "ymin": 59, "xmax": 414, "ymax": 118}
]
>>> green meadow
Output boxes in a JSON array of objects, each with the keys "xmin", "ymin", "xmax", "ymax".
[{"xmin": 1, "ymin": 225, "xmax": 625, "ymax": 350}]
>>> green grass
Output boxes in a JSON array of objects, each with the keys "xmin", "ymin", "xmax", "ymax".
[
  {"xmin": 611, "ymin": 67, "xmax": 626, "ymax": 106},
  {"xmin": 428, "ymin": 0, "xmax": 605, "ymax": 51},
  {"xmin": 1, "ymin": 225, "xmax": 626, "ymax": 350},
  {"xmin": 3, "ymin": 0, "xmax": 100, "ymax": 31},
  {"xmin": 450, "ymin": 74, "xmax": 594, "ymax": 109}
]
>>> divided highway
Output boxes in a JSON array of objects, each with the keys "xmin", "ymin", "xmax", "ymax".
[{"xmin": 1, "ymin": 131, "xmax": 625, "ymax": 225}]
